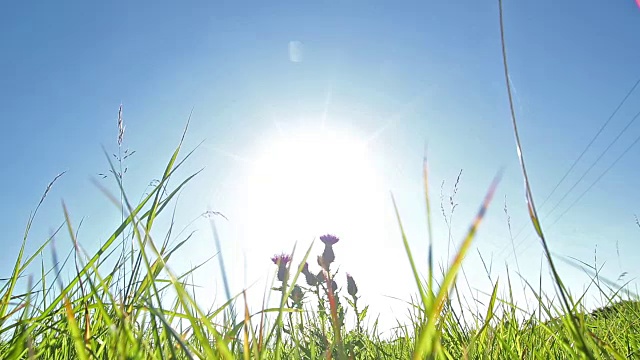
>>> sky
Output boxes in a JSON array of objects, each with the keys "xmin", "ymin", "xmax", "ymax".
[{"xmin": 1, "ymin": 0, "xmax": 640, "ymax": 331}]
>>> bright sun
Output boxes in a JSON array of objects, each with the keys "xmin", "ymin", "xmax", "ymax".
[{"xmin": 243, "ymin": 127, "xmax": 387, "ymax": 264}]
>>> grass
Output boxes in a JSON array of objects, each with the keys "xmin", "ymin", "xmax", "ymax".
[
  {"xmin": 1, "ymin": 130, "xmax": 638, "ymax": 360},
  {"xmin": 2, "ymin": 2, "xmax": 640, "ymax": 359}
]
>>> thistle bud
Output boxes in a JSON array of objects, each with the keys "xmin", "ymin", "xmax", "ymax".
[
  {"xmin": 290, "ymin": 285, "xmax": 304, "ymax": 305},
  {"xmin": 302, "ymin": 263, "xmax": 318, "ymax": 286},
  {"xmin": 346, "ymin": 273, "xmax": 358, "ymax": 297}
]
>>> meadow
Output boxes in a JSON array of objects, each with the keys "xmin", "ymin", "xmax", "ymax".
[{"xmin": 1, "ymin": 2, "xmax": 639, "ymax": 359}]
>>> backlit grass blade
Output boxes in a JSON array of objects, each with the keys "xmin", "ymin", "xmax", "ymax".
[
  {"xmin": 413, "ymin": 172, "xmax": 501, "ymax": 359},
  {"xmin": 145, "ymin": 112, "xmax": 192, "ymax": 235},
  {"xmin": 61, "ymin": 203, "xmax": 92, "ymax": 355},
  {"xmin": 242, "ymin": 291, "xmax": 251, "ymax": 360},
  {"xmin": 63, "ymin": 296, "xmax": 90, "ymax": 360},
  {"xmin": 209, "ymin": 216, "xmax": 234, "ymax": 321},
  {"xmin": 423, "ymin": 151, "xmax": 435, "ymax": 306},
  {"xmin": 477, "ymin": 279, "xmax": 499, "ymax": 339},
  {"xmin": 497, "ymin": 0, "xmax": 595, "ymax": 358},
  {"xmin": 391, "ymin": 195, "xmax": 428, "ymax": 312}
]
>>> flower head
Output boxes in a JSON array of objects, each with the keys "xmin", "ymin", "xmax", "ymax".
[
  {"xmin": 320, "ymin": 234, "xmax": 340, "ymax": 245},
  {"xmin": 318, "ymin": 234, "xmax": 339, "ymax": 269},
  {"xmin": 271, "ymin": 253, "xmax": 291, "ymax": 282},
  {"xmin": 271, "ymin": 253, "xmax": 291, "ymax": 265},
  {"xmin": 346, "ymin": 273, "xmax": 358, "ymax": 297}
]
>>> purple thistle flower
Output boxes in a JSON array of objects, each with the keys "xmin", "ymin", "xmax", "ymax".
[
  {"xmin": 320, "ymin": 234, "xmax": 340, "ymax": 245},
  {"xmin": 319, "ymin": 234, "xmax": 339, "ymax": 269},
  {"xmin": 271, "ymin": 253, "xmax": 291, "ymax": 265},
  {"xmin": 271, "ymin": 253, "xmax": 291, "ymax": 282}
]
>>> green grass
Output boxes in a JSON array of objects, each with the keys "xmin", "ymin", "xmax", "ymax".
[
  {"xmin": 1, "ymin": 132, "xmax": 638, "ymax": 360},
  {"xmin": 2, "ymin": 2, "xmax": 640, "ymax": 359},
  {"xmin": 0, "ymin": 119, "xmax": 638, "ymax": 360}
]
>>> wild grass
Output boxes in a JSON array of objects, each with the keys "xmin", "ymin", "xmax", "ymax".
[
  {"xmin": 2, "ymin": 1, "xmax": 639, "ymax": 359},
  {"xmin": 1, "ymin": 112, "xmax": 639, "ymax": 359},
  {"xmin": 1, "ymin": 118, "xmax": 638, "ymax": 360}
]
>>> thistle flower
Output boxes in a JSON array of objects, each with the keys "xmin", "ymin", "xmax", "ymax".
[
  {"xmin": 271, "ymin": 253, "xmax": 291, "ymax": 282},
  {"xmin": 319, "ymin": 234, "xmax": 339, "ymax": 269},
  {"xmin": 302, "ymin": 262, "xmax": 318, "ymax": 286},
  {"xmin": 320, "ymin": 234, "xmax": 340, "ymax": 246},
  {"xmin": 346, "ymin": 273, "xmax": 358, "ymax": 297}
]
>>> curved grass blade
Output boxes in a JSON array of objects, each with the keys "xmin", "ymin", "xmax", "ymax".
[
  {"xmin": 412, "ymin": 172, "xmax": 501, "ymax": 359},
  {"xmin": 497, "ymin": 0, "xmax": 595, "ymax": 358},
  {"xmin": 391, "ymin": 195, "xmax": 428, "ymax": 312},
  {"xmin": 423, "ymin": 152, "xmax": 435, "ymax": 308}
]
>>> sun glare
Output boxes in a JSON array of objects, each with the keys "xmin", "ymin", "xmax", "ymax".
[{"xmin": 243, "ymin": 127, "xmax": 387, "ymax": 269}]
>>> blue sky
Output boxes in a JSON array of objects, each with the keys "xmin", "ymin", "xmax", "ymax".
[{"xmin": 1, "ymin": 0, "xmax": 639, "ymax": 328}]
